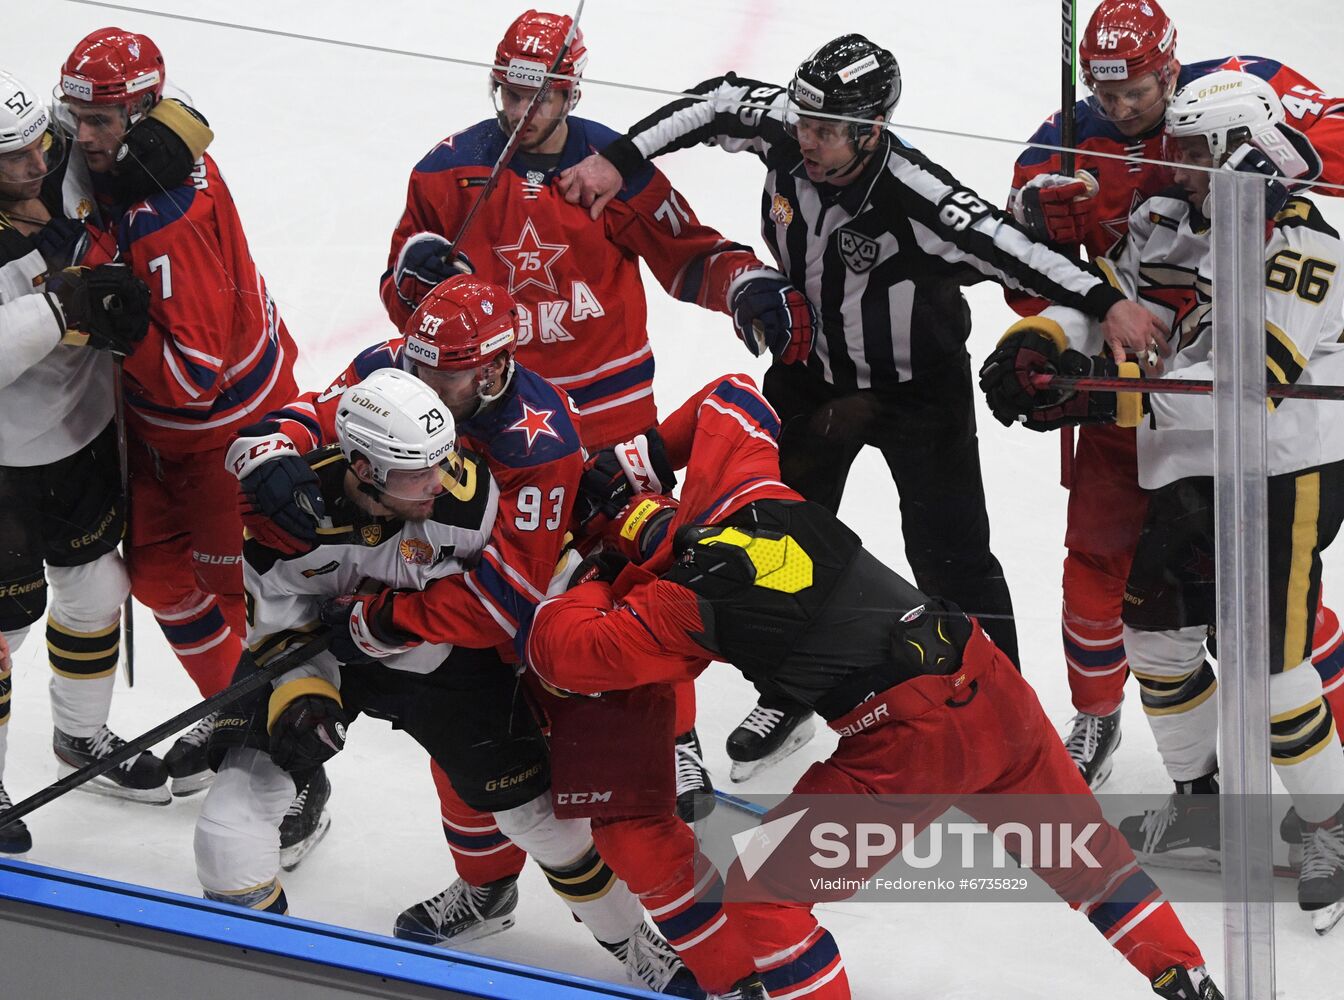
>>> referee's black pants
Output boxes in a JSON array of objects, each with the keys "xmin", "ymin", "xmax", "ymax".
[{"xmin": 756, "ymin": 353, "xmax": 1018, "ymax": 712}]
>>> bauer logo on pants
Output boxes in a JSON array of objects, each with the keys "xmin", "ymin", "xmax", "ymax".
[{"xmin": 837, "ymin": 229, "xmax": 879, "ymax": 274}]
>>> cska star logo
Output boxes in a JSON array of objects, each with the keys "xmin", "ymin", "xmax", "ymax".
[
  {"xmin": 507, "ymin": 401, "xmax": 562, "ymax": 451},
  {"xmin": 494, "ymin": 219, "xmax": 569, "ymax": 295},
  {"xmin": 122, "ymin": 201, "xmax": 160, "ymax": 230},
  {"xmin": 1215, "ymin": 56, "xmax": 1257, "ymax": 73}
]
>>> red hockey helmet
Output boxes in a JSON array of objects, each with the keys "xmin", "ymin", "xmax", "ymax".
[
  {"xmin": 405, "ymin": 275, "xmax": 518, "ymax": 373},
  {"xmin": 60, "ymin": 27, "xmax": 165, "ymax": 118},
  {"xmin": 1079, "ymin": 0, "xmax": 1178, "ymax": 91},
  {"xmin": 492, "ymin": 10, "xmax": 587, "ymax": 92}
]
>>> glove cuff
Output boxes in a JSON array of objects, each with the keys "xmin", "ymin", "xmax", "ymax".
[
  {"xmin": 226, "ymin": 430, "xmax": 298, "ymax": 480},
  {"xmin": 1114, "ymin": 361, "xmax": 1146, "ymax": 429},
  {"xmin": 267, "ymin": 675, "xmax": 341, "ymax": 733},
  {"xmin": 725, "ymin": 265, "xmax": 785, "ymax": 307},
  {"xmin": 999, "ymin": 316, "xmax": 1068, "ymax": 353},
  {"xmin": 609, "ymin": 494, "xmax": 678, "ymax": 562}
]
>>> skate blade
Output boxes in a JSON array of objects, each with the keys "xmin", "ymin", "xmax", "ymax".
[
  {"xmin": 59, "ymin": 764, "xmax": 171, "ymax": 805},
  {"xmin": 279, "ymin": 810, "xmax": 331, "ymax": 872},
  {"xmin": 1133, "ymin": 848, "xmax": 1222, "ymax": 873},
  {"xmin": 1313, "ymin": 901, "xmax": 1344, "ymax": 936},
  {"xmin": 728, "ymin": 717, "xmax": 817, "ymax": 784},
  {"xmin": 421, "ymin": 913, "xmax": 517, "ymax": 947},
  {"xmin": 1086, "ymin": 756, "xmax": 1115, "ymax": 790},
  {"xmin": 169, "ymin": 770, "xmax": 215, "ymax": 797}
]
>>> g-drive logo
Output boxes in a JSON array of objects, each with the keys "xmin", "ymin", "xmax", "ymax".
[{"xmin": 732, "ymin": 807, "xmax": 1103, "ymax": 879}]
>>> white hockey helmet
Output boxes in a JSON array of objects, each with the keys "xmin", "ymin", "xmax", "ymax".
[
  {"xmin": 335, "ymin": 368, "xmax": 461, "ymax": 501},
  {"xmin": 1165, "ymin": 71, "xmax": 1284, "ymax": 165},
  {"xmin": 0, "ymin": 70, "xmax": 51, "ymax": 154}
]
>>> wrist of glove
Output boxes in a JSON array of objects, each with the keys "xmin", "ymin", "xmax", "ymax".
[
  {"xmin": 49, "ymin": 264, "xmax": 151, "ymax": 355},
  {"xmin": 237, "ymin": 446, "xmax": 325, "ymax": 555},
  {"xmin": 31, "ymin": 217, "xmax": 90, "ymax": 270},
  {"xmin": 1055, "ymin": 351, "xmax": 1148, "ymax": 429},
  {"xmin": 728, "ymin": 270, "xmax": 815, "ymax": 364},
  {"xmin": 318, "ymin": 590, "xmax": 418, "ymax": 663},
  {"xmin": 574, "ymin": 429, "xmax": 676, "ymax": 537},
  {"xmin": 1010, "ymin": 172, "xmax": 1097, "ymax": 246},
  {"xmin": 394, "ymin": 233, "xmax": 475, "ymax": 311},
  {"xmin": 110, "ymin": 99, "xmax": 214, "ymax": 203},
  {"xmin": 1224, "ymin": 143, "xmax": 1291, "ymax": 220},
  {"xmin": 267, "ymin": 676, "xmax": 346, "ymax": 772},
  {"xmin": 604, "ymin": 493, "xmax": 679, "ymax": 563}
]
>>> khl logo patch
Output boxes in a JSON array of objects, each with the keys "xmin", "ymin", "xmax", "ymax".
[{"xmin": 837, "ymin": 229, "xmax": 879, "ymax": 274}]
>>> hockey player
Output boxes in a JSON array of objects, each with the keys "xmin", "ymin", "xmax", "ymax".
[
  {"xmin": 982, "ymin": 72, "xmax": 1344, "ymax": 934},
  {"xmin": 55, "ymin": 27, "xmax": 301, "ymax": 796},
  {"xmin": 197, "ymin": 368, "xmax": 692, "ymax": 995},
  {"xmin": 0, "ymin": 65, "xmax": 219, "ymax": 839},
  {"xmin": 525, "ymin": 372, "xmax": 1224, "ymax": 1000},
  {"xmin": 1004, "ymin": 0, "xmax": 1344, "ymax": 788},
  {"xmin": 382, "ymin": 7, "xmax": 810, "ymax": 831},
  {"xmin": 556, "ymin": 32, "xmax": 1170, "ymax": 782}
]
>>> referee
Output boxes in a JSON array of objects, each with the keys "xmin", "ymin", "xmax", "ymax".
[{"xmin": 558, "ymin": 33, "xmax": 1167, "ymax": 778}]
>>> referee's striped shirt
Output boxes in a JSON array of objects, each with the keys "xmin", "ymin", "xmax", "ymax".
[{"xmin": 600, "ymin": 73, "xmax": 1124, "ymax": 393}]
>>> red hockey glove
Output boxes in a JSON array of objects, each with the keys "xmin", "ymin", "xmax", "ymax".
[
  {"xmin": 603, "ymin": 493, "xmax": 679, "ymax": 563},
  {"xmin": 1011, "ymin": 173, "xmax": 1097, "ymax": 246},
  {"xmin": 574, "ymin": 429, "xmax": 676, "ymax": 537},
  {"xmin": 318, "ymin": 589, "xmax": 419, "ymax": 664}
]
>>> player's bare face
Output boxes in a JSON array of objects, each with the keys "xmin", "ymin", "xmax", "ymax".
[
  {"xmin": 414, "ymin": 361, "xmax": 500, "ymax": 421},
  {"xmin": 794, "ymin": 117, "xmax": 878, "ymax": 185},
  {"xmin": 1168, "ymin": 135, "xmax": 1215, "ymax": 207},
  {"xmin": 0, "ymin": 134, "xmax": 49, "ymax": 201},
  {"xmin": 494, "ymin": 83, "xmax": 569, "ymax": 154},
  {"xmin": 1091, "ymin": 74, "xmax": 1167, "ymax": 136},
  {"xmin": 65, "ymin": 102, "xmax": 127, "ymax": 173}
]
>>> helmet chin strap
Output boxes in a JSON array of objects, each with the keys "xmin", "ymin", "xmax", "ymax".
[
  {"xmin": 824, "ymin": 129, "xmax": 877, "ymax": 180},
  {"xmin": 472, "ymin": 356, "xmax": 516, "ymax": 417}
]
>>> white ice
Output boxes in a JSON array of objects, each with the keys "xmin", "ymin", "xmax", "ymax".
[{"xmin": 6, "ymin": 1, "xmax": 1342, "ymax": 997}]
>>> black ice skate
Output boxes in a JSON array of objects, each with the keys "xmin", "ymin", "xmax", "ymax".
[
  {"xmin": 53, "ymin": 725, "xmax": 170, "ymax": 805},
  {"xmin": 163, "ymin": 712, "xmax": 216, "ymax": 797},
  {"xmin": 675, "ymin": 728, "xmax": 716, "ymax": 823},
  {"xmin": 394, "ymin": 875, "xmax": 519, "ymax": 945},
  {"xmin": 1298, "ymin": 807, "xmax": 1344, "ymax": 936},
  {"xmin": 0, "ymin": 782, "xmax": 32, "ymax": 854},
  {"xmin": 1062, "ymin": 707, "xmax": 1122, "ymax": 789},
  {"xmin": 279, "ymin": 765, "xmax": 331, "ymax": 872},
  {"xmin": 1118, "ymin": 775, "xmax": 1220, "ymax": 871},
  {"xmin": 602, "ymin": 921, "xmax": 701, "ymax": 997},
  {"xmin": 713, "ymin": 977, "xmax": 768, "ymax": 1000},
  {"xmin": 727, "ymin": 702, "xmax": 815, "ymax": 783},
  {"xmin": 1150, "ymin": 964, "xmax": 1225, "ymax": 1000}
]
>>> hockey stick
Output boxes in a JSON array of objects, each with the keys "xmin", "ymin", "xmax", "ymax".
[
  {"xmin": 714, "ymin": 788, "xmax": 768, "ymax": 817},
  {"xmin": 0, "ymin": 630, "xmax": 331, "ymax": 827},
  {"xmin": 1031, "ymin": 371, "xmax": 1344, "ymax": 401},
  {"xmin": 448, "ymin": 0, "xmax": 586, "ymax": 249},
  {"xmin": 1058, "ymin": 0, "xmax": 1079, "ymax": 491},
  {"xmin": 112, "ymin": 357, "xmax": 134, "ymax": 686}
]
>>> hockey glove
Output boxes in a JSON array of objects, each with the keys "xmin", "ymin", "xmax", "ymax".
[
  {"xmin": 1053, "ymin": 350, "xmax": 1148, "ymax": 429},
  {"xmin": 1224, "ymin": 143, "xmax": 1291, "ymax": 220},
  {"xmin": 318, "ymin": 589, "xmax": 419, "ymax": 664},
  {"xmin": 268, "ymin": 676, "xmax": 346, "ymax": 772},
  {"xmin": 234, "ymin": 436, "xmax": 325, "ymax": 555},
  {"xmin": 48, "ymin": 264, "xmax": 151, "ymax": 356},
  {"xmin": 604, "ymin": 493, "xmax": 679, "ymax": 563},
  {"xmin": 728, "ymin": 271, "xmax": 815, "ymax": 364},
  {"xmin": 31, "ymin": 216, "xmax": 90, "ymax": 270},
  {"xmin": 110, "ymin": 99, "xmax": 214, "ymax": 204},
  {"xmin": 574, "ymin": 429, "xmax": 677, "ymax": 536},
  {"xmin": 889, "ymin": 598, "xmax": 973, "ymax": 683},
  {"xmin": 978, "ymin": 318, "xmax": 1072, "ymax": 426},
  {"xmin": 1010, "ymin": 172, "xmax": 1097, "ymax": 246},
  {"xmin": 393, "ymin": 233, "xmax": 474, "ymax": 311},
  {"xmin": 568, "ymin": 550, "xmax": 631, "ymax": 590}
]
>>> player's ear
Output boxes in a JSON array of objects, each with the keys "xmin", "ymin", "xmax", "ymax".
[
  {"xmin": 350, "ymin": 454, "xmax": 374, "ymax": 485},
  {"xmin": 863, "ymin": 117, "xmax": 885, "ymax": 149}
]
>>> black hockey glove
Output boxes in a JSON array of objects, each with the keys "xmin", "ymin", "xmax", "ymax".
[
  {"xmin": 729, "ymin": 272, "xmax": 815, "ymax": 364},
  {"xmin": 239, "ymin": 451, "xmax": 325, "ymax": 555},
  {"xmin": 889, "ymin": 598, "xmax": 973, "ymax": 683},
  {"xmin": 978, "ymin": 319, "xmax": 1070, "ymax": 427},
  {"xmin": 31, "ymin": 216, "xmax": 90, "ymax": 270},
  {"xmin": 1224, "ymin": 143, "xmax": 1291, "ymax": 220},
  {"xmin": 1051, "ymin": 351, "xmax": 1148, "ymax": 429},
  {"xmin": 110, "ymin": 99, "xmax": 214, "ymax": 204},
  {"xmin": 47, "ymin": 264, "xmax": 151, "ymax": 356},
  {"xmin": 393, "ymin": 233, "xmax": 474, "ymax": 311},
  {"xmin": 574, "ymin": 429, "xmax": 676, "ymax": 537},
  {"xmin": 568, "ymin": 550, "xmax": 631, "ymax": 589},
  {"xmin": 318, "ymin": 589, "xmax": 419, "ymax": 664},
  {"xmin": 268, "ymin": 682, "xmax": 347, "ymax": 772}
]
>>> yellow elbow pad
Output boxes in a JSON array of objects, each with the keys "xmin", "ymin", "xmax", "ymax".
[{"xmin": 998, "ymin": 316, "xmax": 1068, "ymax": 353}]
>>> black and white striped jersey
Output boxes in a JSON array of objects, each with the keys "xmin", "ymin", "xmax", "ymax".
[{"xmin": 600, "ymin": 73, "xmax": 1125, "ymax": 391}]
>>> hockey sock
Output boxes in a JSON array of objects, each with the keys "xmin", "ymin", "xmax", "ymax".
[
  {"xmin": 153, "ymin": 592, "xmax": 242, "ymax": 697},
  {"xmin": 431, "ymin": 759, "xmax": 527, "ymax": 885},
  {"xmin": 1062, "ymin": 554, "xmax": 1129, "ymax": 716},
  {"xmin": 1310, "ymin": 601, "xmax": 1344, "ymax": 731},
  {"xmin": 753, "ymin": 925, "xmax": 850, "ymax": 1000},
  {"xmin": 205, "ymin": 878, "xmax": 288, "ymax": 914},
  {"xmin": 538, "ymin": 844, "xmax": 641, "ymax": 945},
  {"xmin": 46, "ymin": 615, "xmax": 118, "ymax": 739},
  {"xmin": 1271, "ymin": 664, "xmax": 1344, "ymax": 824}
]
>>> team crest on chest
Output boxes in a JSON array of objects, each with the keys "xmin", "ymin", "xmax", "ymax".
[
  {"xmin": 837, "ymin": 228, "xmax": 879, "ymax": 274},
  {"xmin": 399, "ymin": 538, "xmax": 434, "ymax": 565},
  {"xmin": 494, "ymin": 218, "xmax": 569, "ymax": 295},
  {"xmin": 770, "ymin": 194, "xmax": 794, "ymax": 225},
  {"xmin": 361, "ymin": 524, "xmax": 382, "ymax": 546},
  {"xmin": 507, "ymin": 401, "xmax": 562, "ymax": 451}
]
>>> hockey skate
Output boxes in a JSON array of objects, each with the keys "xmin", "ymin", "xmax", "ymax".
[
  {"xmin": 1118, "ymin": 777, "xmax": 1220, "ymax": 872},
  {"xmin": 603, "ymin": 920, "xmax": 703, "ymax": 997},
  {"xmin": 279, "ymin": 766, "xmax": 331, "ymax": 872},
  {"xmin": 675, "ymin": 728, "xmax": 716, "ymax": 823},
  {"xmin": 53, "ymin": 725, "xmax": 170, "ymax": 805},
  {"xmin": 393, "ymin": 875, "xmax": 519, "ymax": 945},
  {"xmin": 727, "ymin": 702, "xmax": 815, "ymax": 783},
  {"xmin": 0, "ymin": 782, "xmax": 32, "ymax": 854},
  {"xmin": 1298, "ymin": 807, "xmax": 1344, "ymax": 935},
  {"xmin": 1150, "ymin": 964, "xmax": 1225, "ymax": 999},
  {"xmin": 163, "ymin": 712, "xmax": 216, "ymax": 797},
  {"xmin": 1061, "ymin": 707, "xmax": 1122, "ymax": 789},
  {"xmin": 711, "ymin": 978, "xmax": 767, "ymax": 1000}
]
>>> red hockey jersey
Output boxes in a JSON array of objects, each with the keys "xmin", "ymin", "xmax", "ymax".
[
  {"xmin": 115, "ymin": 153, "xmax": 299, "ymax": 453},
  {"xmin": 381, "ymin": 116, "xmax": 770, "ymax": 449},
  {"xmin": 1009, "ymin": 55, "xmax": 1344, "ymax": 315},
  {"xmin": 268, "ymin": 343, "xmax": 583, "ymax": 660}
]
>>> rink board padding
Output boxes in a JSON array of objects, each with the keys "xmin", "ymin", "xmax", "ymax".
[{"xmin": 0, "ymin": 858, "xmax": 654, "ymax": 999}]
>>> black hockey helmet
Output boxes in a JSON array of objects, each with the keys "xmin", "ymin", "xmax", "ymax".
[{"xmin": 787, "ymin": 34, "xmax": 900, "ymax": 127}]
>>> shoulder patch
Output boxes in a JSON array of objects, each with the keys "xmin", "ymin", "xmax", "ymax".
[
  {"xmin": 118, "ymin": 185, "xmax": 198, "ymax": 247},
  {"xmin": 1275, "ymin": 197, "xmax": 1339, "ymax": 238},
  {"xmin": 464, "ymin": 367, "xmax": 582, "ymax": 468}
]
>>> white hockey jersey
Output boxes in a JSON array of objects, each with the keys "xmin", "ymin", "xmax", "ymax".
[
  {"xmin": 243, "ymin": 446, "xmax": 500, "ymax": 689},
  {"xmin": 1040, "ymin": 190, "xmax": 1344, "ymax": 489},
  {"xmin": 0, "ymin": 223, "xmax": 113, "ymax": 467}
]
